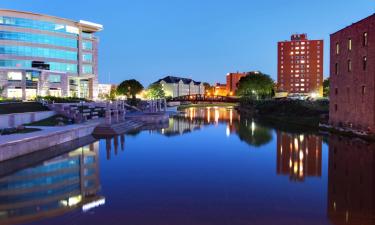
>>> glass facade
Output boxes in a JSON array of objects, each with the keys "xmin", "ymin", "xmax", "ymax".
[
  {"xmin": 0, "ymin": 45, "xmax": 77, "ymax": 61},
  {"xmin": 48, "ymin": 74, "xmax": 61, "ymax": 83},
  {"xmin": 82, "ymin": 41, "xmax": 93, "ymax": 50},
  {"xmin": 82, "ymin": 53, "xmax": 92, "ymax": 62},
  {"xmin": 0, "ymin": 16, "xmax": 78, "ymax": 35},
  {"xmin": 0, "ymin": 31, "xmax": 78, "ymax": 48},
  {"xmin": 82, "ymin": 64, "xmax": 93, "ymax": 74},
  {"xmin": 0, "ymin": 59, "xmax": 77, "ymax": 73}
]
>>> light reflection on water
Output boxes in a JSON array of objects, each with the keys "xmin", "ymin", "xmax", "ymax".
[{"xmin": 0, "ymin": 106, "xmax": 374, "ymax": 225}]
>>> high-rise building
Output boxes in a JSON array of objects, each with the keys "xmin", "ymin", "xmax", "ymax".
[
  {"xmin": 0, "ymin": 9, "xmax": 103, "ymax": 100},
  {"xmin": 329, "ymin": 14, "xmax": 374, "ymax": 133},
  {"xmin": 277, "ymin": 34, "xmax": 323, "ymax": 97}
]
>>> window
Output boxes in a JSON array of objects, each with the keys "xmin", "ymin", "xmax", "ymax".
[
  {"xmin": 7, "ymin": 71, "xmax": 22, "ymax": 81},
  {"xmin": 82, "ymin": 64, "xmax": 93, "ymax": 74},
  {"xmin": 348, "ymin": 60, "xmax": 352, "ymax": 72},
  {"xmin": 348, "ymin": 38, "xmax": 352, "ymax": 51},
  {"xmin": 362, "ymin": 86, "xmax": 366, "ymax": 95},
  {"xmin": 335, "ymin": 104, "xmax": 338, "ymax": 112},
  {"xmin": 48, "ymin": 74, "xmax": 61, "ymax": 83},
  {"xmin": 363, "ymin": 32, "xmax": 368, "ymax": 46},
  {"xmin": 335, "ymin": 63, "xmax": 339, "ymax": 75},
  {"xmin": 82, "ymin": 41, "xmax": 92, "ymax": 50},
  {"xmin": 82, "ymin": 53, "xmax": 92, "ymax": 62},
  {"xmin": 363, "ymin": 56, "xmax": 367, "ymax": 70},
  {"xmin": 335, "ymin": 88, "xmax": 338, "ymax": 95}
]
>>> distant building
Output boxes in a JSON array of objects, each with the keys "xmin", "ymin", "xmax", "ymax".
[
  {"xmin": 214, "ymin": 83, "xmax": 228, "ymax": 96},
  {"xmin": 154, "ymin": 76, "xmax": 205, "ymax": 98},
  {"xmin": 0, "ymin": 9, "xmax": 103, "ymax": 100},
  {"xmin": 226, "ymin": 72, "xmax": 248, "ymax": 95},
  {"xmin": 98, "ymin": 84, "xmax": 115, "ymax": 99},
  {"xmin": 329, "ymin": 14, "xmax": 374, "ymax": 133},
  {"xmin": 277, "ymin": 34, "xmax": 323, "ymax": 97},
  {"xmin": 226, "ymin": 71, "xmax": 259, "ymax": 95}
]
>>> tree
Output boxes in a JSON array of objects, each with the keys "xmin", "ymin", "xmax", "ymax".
[
  {"xmin": 117, "ymin": 79, "xmax": 144, "ymax": 101},
  {"xmin": 203, "ymin": 82, "xmax": 214, "ymax": 95},
  {"xmin": 323, "ymin": 78, "xmax": 330, "ymax": 97},
  {"xmin": 146, "ymin": 83, "xmax": 165, "ymax": 99},
  {"xmin": 108, "ymin": 85, "xmax": 117, "ymax": 101},
  {"xmin": 236, "ymin": 72, "xmax": 275, "ymax": 99}
]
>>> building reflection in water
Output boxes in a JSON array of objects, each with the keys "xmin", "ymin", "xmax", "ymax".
[
  {"xmin": 276, "ymin": 131, "xmax": 322, "ymax": 181},
  {"xmin": 105, "ymin": 135, "xmax": 126, "ymax": 160},
  {"xmin": 160, "ymin": 107, "xmax": 273, "ymax": 147},
  {"xmin": 0, "ymin": 141, "xmax": 104, "ymax": 225},
  {"xmin": 328, "ymin": 135, "xmax": 375, "ymax": 225}
]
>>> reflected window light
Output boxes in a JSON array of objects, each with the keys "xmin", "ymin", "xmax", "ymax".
[{"xmin": 226, "ymin": 126, "xmax": 230, "ymax": 137}]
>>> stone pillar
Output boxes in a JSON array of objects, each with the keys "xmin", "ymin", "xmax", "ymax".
[
  {"xmin": 113, "ymin": 110, "xmax": 119, "ymax": 124},
  {"xmin": 105, "ymin": 109, "xmax": 112, "ymax": 125}
]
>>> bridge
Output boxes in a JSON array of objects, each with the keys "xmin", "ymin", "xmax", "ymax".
[{"xmin": 170, "ymin": 94, "xmax": 239, "ymax": 103}]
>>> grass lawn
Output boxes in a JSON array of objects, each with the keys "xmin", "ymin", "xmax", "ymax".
[
  {"xmin": 177, "ymin": 103, "xmax": 238, "ymax": 110},
  {"xmin": 26, "ymin": 115, "xmax": 71, "ymax": 126},
  {"xmin": 0, "ymin": 102, "xmax": 49, "ymax": 115},
  {"xmin": 1, "ymin": 128, "xmax": 41, "ymax": 136}
]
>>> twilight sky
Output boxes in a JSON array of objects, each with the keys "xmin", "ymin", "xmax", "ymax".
[{"xmin": 1, "ymin": 0, "xmax": 374, "ymax": 86}]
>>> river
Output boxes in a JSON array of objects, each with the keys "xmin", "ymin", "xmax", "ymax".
[{"xmin": 0, "ymin": 106, "xmax": 373, "ymax": 225}]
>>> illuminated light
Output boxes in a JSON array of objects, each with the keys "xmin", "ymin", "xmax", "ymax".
[
  {"xmin": 161, "ymin": 129, "xmax": 165, "ymax": 134},
  {"xmin": 294, "ymin": 163, "xmax": 298, "ymax": 174},
  {"xmin": 64, "ymin": 195, "xmax": 82, "ymax": 207},
  {"xmin": 214, "ymin": 109, "xmax": 219, "ymax": 124},
  {"xmin": 333, "ymin": 202, "xmax": 337, "ymax": 211},
  {"xmin": 299, "ymin": 135, "xmax": 304, "ymax": 142},
  {"xmin": 251, "ymin": 121, "xmax": 256, "ymax": 135},
  {"xmin": 294, "ymin": 138, "xmax": 299, "ymax": 150},
  {"xmin": 299, "ymin": 151, "xmax": 304, "ymax": 160},
  {"xmin": 280, "ymin": 146, "xmax": 283, "ymax": 155},
  {"xmin": 229, "ymin": 109, "xmax": 233, "ymax": 125},
  {"xmin": 289, "ymin": 159, "xmax": 292, "ymax": 168},
  {"xmin": 66, "ymin": 25, "xmax": 79, "ymax": 34},
  {"xmin": 82, "ymin": 198, "xmax": 106, "ymax": 212},
  {"xmin": 226, "ymin": 126, "xmax": 230, "ymax": 137},
  {"xmin": 346, "ymin": 211, "xmax": 349, "ymax": 223}
]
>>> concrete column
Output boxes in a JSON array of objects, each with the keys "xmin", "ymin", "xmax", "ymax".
[
  {"xmin": 105, "ymin": 110, "xmax": 112, "ymax": 125},
  {"xmin": 113, "ymin": 110, "xmax": 119, "ymax": 124}
]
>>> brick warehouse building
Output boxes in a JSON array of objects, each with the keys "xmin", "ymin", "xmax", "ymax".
[
  {"xmin": 277, "ymin": 34, "xmax": 324, "ymax": 97},
  {"xmin": 329, "ymin": 14, "xmax": 374, "ymax": 133}
]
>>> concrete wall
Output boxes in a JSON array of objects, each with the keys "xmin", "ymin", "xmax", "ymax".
[
  {"xmin": 0, "ymin": 111, "xmax": 56, "ymax": 129},
  {"xmin": 0, "ymin": 123, "xmax": 97, "ymax": 161}
]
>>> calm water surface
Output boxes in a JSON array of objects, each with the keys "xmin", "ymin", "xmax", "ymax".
[{"xmin": 0, "ymin": 107, "xmax": 373, "ymax": 225}]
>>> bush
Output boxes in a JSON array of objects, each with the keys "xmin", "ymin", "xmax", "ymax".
[{"xmin": 37, "ymin": 96, "xmax": 91, "ymax": 103}]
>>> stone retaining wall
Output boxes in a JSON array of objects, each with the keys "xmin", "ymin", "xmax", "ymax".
[{"xmin": 0, "ymin": 111, "xmax": 56, "ymax": 129}]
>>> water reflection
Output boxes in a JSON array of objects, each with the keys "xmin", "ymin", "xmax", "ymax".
[
  {"xmin": 2, "ymin": 106, "xmax": 375, "ymax": 224},
  {"xmin": 328, "ymin": 135, "xmax": 375, "ymax": 225},
  {"xmin": 0, "ymin": 141, "xmax": 103, "ymax": 225},
  {"xmin": 163, "ymin": 107, "xmax": 273, "ymax": 147},
  {"xmin": 277, "ymin": 131, "xmax": 322, "ymax": 181}
]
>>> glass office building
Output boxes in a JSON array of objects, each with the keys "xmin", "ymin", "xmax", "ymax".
[{"xmin": 0, "ymin": 9, "xmax": 103, "ymax": 100}]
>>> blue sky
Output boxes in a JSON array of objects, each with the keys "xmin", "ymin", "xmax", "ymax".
[{"xmin": 1, "ymin": 0, "xmax": 374, "ymax": 86}]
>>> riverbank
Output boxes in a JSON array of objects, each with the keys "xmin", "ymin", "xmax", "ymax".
[
  {"xmin": 238, "ymin": 99, "xmax": 329, "ymax": 129},
  {"xmin": 177, "ymin": 102, "xmax": 238, "ymax": 110}
]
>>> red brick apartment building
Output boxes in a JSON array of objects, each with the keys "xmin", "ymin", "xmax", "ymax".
[
  {"xmin": 329, "ymin": 14, "xmax": 374, "ymax": 133},
  {"xmin": 226, "ymin": 72, "xmax": 248, "ymax": 95},
  {"xmin": 226, "ymin": 71, "xmax": 260, "ymax": 95},
  {"xmin": 277, "ymin": 34, "xmax": 324, "ymax": 96}
]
